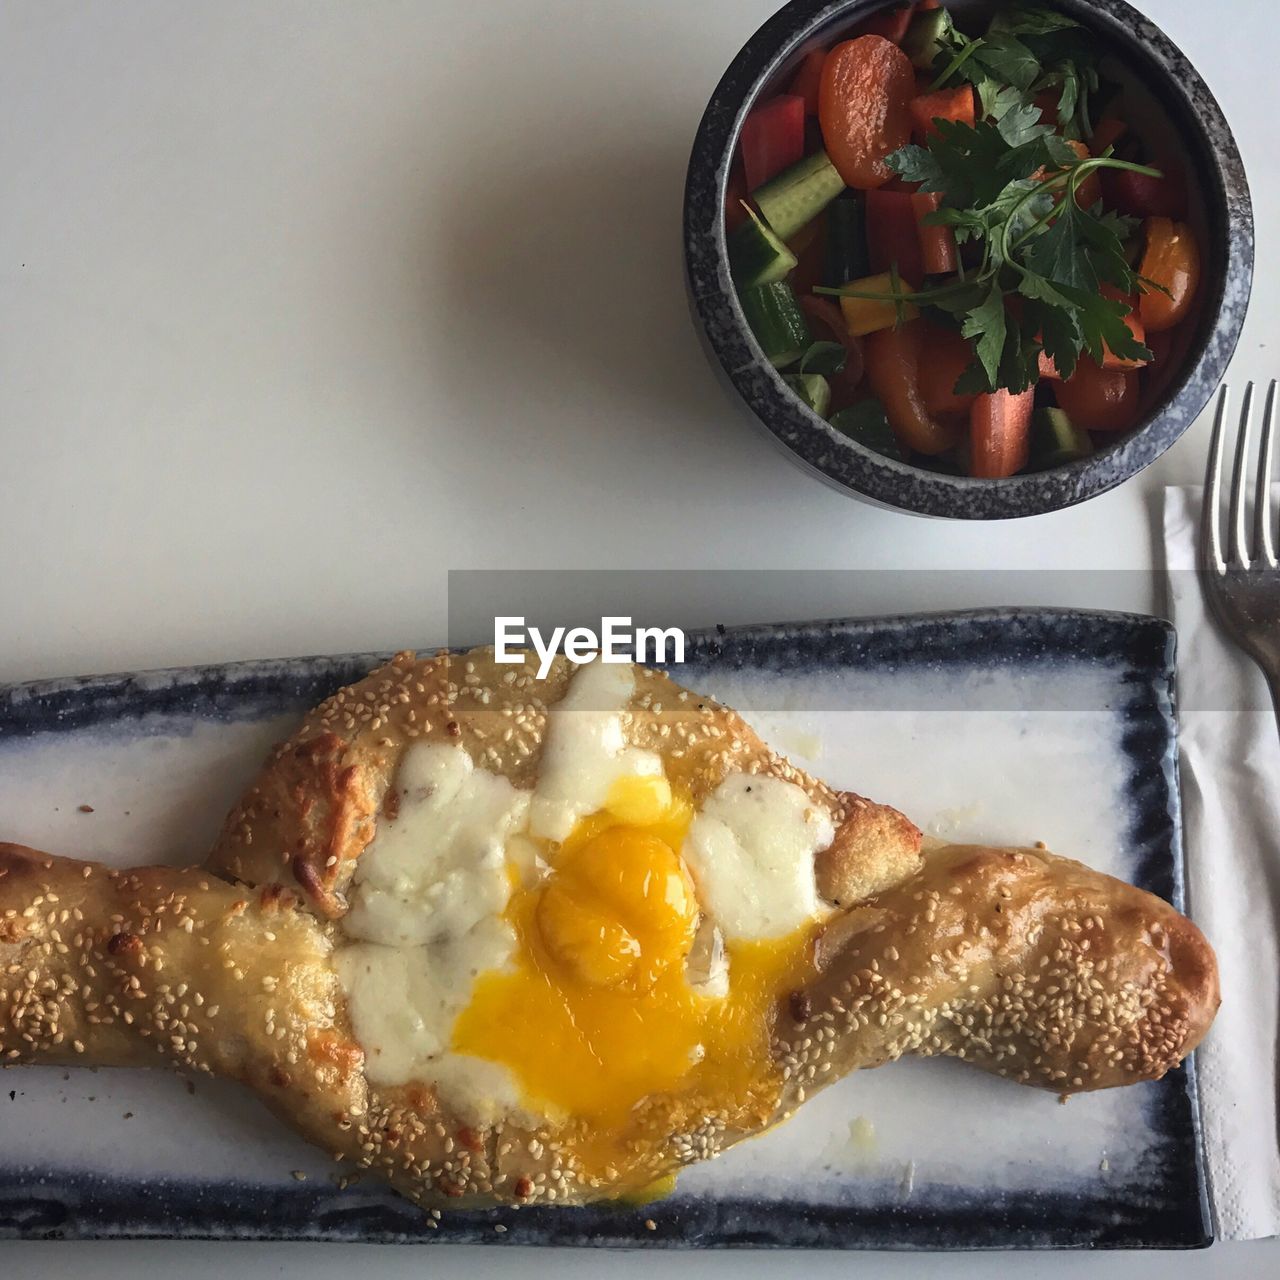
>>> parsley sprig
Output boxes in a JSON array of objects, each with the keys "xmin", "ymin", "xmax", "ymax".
[
  {"xmin": 815, "ymin": 4, "xmax": 1160, "ymax": 395},
  {"xmin": 924, "ymin": 5, "xmax": 1100, "ymax": 140}
]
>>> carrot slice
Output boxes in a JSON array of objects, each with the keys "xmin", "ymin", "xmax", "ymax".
[
  {"xmin": 970, "ymin": 388, "xmax": 1035, "ymax": 478},
  {"xmin": 1090, "ymin": 114, "xmax": 1127, "ymax": 156},
  {"xmin": 1055, "ymin": 359, "xmax": 1141, "ymax": 433},
  {"xmin": 911, "ymin": 191, "xmax": 957, "ymax": 275},
  {"xmin": 908, "ymin": 85, "xmax": 975, "ymax": 140},
  {"xmin": 864, "ymin": 320, "xmax": 961, "ymax": 455},
  {"xmin": 818, "ymin": 36, "xmax": 915, "ymax": 190}
]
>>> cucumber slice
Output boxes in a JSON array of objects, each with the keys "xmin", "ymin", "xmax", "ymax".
[
  {"xmin": 1030, "ymin": 407, "xmax": 1094, "ymax": 469},
  {"xmin": 829, "ymin": 400, "xmax": 905, "ymax": 462},
  {"xmin": 903, "ymin": 8, "xmax": 956, "ymax": 71},
  {"xmin": 729, "ymin": 205, "xmax": 798, "ymax": 287},
  {"xmin": 784, "ymin": 372, "xmax": 832, "ymax": 418},
  {"xmin": 739, "ymin": 281, "xmax": 812, "ymax": 368},
  {"xmin": 824, "ymin": 193, "xmax": 869, "ymax": 288},
  {"xmin": 753, "ymin": 151, "xmax": 846, "ymax": 242}
]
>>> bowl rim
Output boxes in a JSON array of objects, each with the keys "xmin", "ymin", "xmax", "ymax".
[{"xmin": 683, "ymin": 0, "xmax": 1254, "ymax": 519}]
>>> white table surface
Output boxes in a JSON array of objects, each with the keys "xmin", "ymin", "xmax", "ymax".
[{"xmin": 0, "ymin": 0, "xmax": 1275, "ymax": 1273}]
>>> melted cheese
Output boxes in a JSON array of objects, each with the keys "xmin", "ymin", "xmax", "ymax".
[
  {"xmin": 681, "ymin": 773, "xmax": 833, "ymax": 940},
  {"xmin": 529, "ymin": 661, "xmax": 662, "ymax": 842},
  {"xmin": 345, "ymin": 743, "xmax": 528, "ymax": 947},
  {"xmin": 335, "ymin": 743, "xmax": 529, "ymax": 1121},
  {"xmin": 333, "ymin": 918, "xmax": 520, "ymax": 1125}
]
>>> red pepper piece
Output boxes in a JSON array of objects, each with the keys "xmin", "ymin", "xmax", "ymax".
[
  {"xmin": 740, "ymin": 94, "xmax": 806, "ymax": 191},
  {"xmin": 866, "ymin": 188, "xmax": 925, "ymax": 287},
  {"xmin": 787, "ymin": 49, "xmax": 827, "ymax": 116}
]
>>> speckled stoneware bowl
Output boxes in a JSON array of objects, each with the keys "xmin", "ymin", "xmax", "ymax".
[{"xmin": 684, "ymin": 0, "xmax": 1253, "ymax": 520}]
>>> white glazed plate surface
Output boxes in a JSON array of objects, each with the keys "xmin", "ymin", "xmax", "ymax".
[{"xmin": 0, "ymin": 611, "xmax": 1209, "ymax": 1248}]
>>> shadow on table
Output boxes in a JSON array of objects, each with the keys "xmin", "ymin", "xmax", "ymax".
[{"xmin": 423, "ymin": 122, "xmax": 744, "ymax": 466}]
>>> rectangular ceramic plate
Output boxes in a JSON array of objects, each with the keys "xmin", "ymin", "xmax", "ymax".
[{"xmin": 0, "ymin": 609, "xmax": 1210, "ymax": 1249}]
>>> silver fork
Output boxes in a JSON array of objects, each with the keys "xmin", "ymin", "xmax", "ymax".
[{"xmin": 1202, "ymin": 381, "xmax": 1280, "ymax": 723}]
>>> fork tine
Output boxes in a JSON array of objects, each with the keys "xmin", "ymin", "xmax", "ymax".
[
  {"xmin": 1204, "ymin": 385, "xmax": 1228, "ymax": 573},
  {"xmin": 1229, "ymin": 381, "xmax": 1254, "ymax": 568},
  {"xmin": 1254, "ymin": 380, "xmax": 1278, "ymax": 567}
]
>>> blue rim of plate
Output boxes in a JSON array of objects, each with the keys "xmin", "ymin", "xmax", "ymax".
[{"xmin": 0, "ymin": 609, "xmax": 1211, "ymax": 1248}]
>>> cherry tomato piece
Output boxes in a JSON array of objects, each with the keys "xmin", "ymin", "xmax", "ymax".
[
  {"xmin": 1055, "ymin": 358, "xmax": 1141, "ymax": 433},
  {"xmin": 1138, "ymin": 217, "xmax": 1201, "ymax": 333}
]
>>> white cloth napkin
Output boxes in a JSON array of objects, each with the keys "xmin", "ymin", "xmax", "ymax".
[{"xmin": 1163, "ymin": 486, "xmax": 1280, "ymax": 1240}]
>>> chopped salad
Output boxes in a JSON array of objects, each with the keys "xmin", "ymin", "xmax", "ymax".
[{"xmin": 727, "ymin": 1, "xmax": 1203, "ymax": 477}]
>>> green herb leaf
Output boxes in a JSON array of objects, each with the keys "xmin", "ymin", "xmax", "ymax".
[
  {"xmin": 885, "ymin": 143, "xmax": 947, "ymax": 191},
  {"xmin": 930, "ymin": 31, "xmax": 986, "ymax": 92},
  {"xmin": 1096, "ymin": 206, "xmax": 1140, "ymax": 243},
  {"xmin": 1027, "ymin": 296, "xmax": 1083, "ymax": 380},
  {"xmin": 994, "ymin": 133, "xmax": 1071, "ymax": 189},
  {"xmin": 912, "ymin": 119, "xmax": 1029, "ymax": 206},
  {"xmin": 993, "ymin": 93, "xmax": 1050, "ymax": 147},
  {"xmin": 972, "ymin": 31, "xmax": 1041, "ymax": 91},
  {"xmin": 924, "ymin": 280, "xmax": 991, "ymax": 318},
  {"xmin": 1017, "ymin": 271, "xmax": 1075, "ymax": 311},
  {"xmin": 954, "ymin": 358, "xmax": 996, "ymax": 398},
  {"xmin": 988, "ymin": 176, "xmax": 1055, "ymax": 244},
  {"xmin": 960, "ymin": 284, "xmax": 1008, "ymax": 392},
  {"xmin": 976, "ymin": 74, "xmax": 1017, "ymax": 120},
  {"xmin": 1059, "ymin": 285, "xmax": 1152, "ymax": 366},
  {"xmin": 1024, "ymin": 198, "xmax": 1098, "ymax": 292},
  {"xmin": 988, "ymin": 7, "xmax": 1080, "ymax": 38},
  {"xmin": 1054, "ymin": 69, "xmax": 1080, "ymax": 130},
  {"xmin": 997, "ymin": 318, "xmax": 1040, "ymax": 394},
  {"xmin": 979, "ymin": 7, "xmax": 1099, "ymax": 137}
]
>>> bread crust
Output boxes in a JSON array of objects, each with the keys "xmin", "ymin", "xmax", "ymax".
[{"xmin": 207, "ymin": 648, "xmax": 924, "ymax": 917}]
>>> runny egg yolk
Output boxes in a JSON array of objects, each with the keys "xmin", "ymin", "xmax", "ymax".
[
  {"xmin": 536, "ymin": 826, "xmax": 698, "ymax": 990},
  {"xmin": 450, "ymin": 775, "xmax": 819, "ymax": 1169}
]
